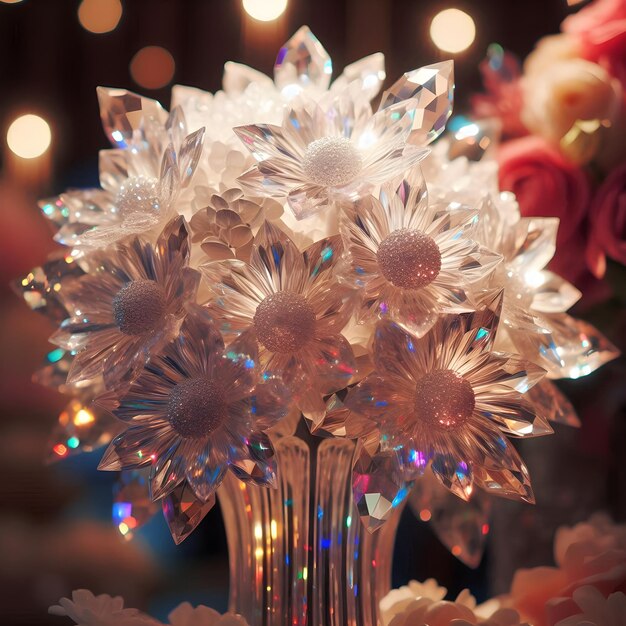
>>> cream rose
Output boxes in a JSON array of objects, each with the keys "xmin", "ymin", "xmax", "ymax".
[{"xmin": 521, "ymin": 58, "xmax": 621, "ymax": 163}]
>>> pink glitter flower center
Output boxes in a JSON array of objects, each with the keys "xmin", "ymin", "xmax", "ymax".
[
  {"xmin": 167, "ymin": 378, "xmax": 228, "ymax": 440},
  {"xmin": 377, "ymin": 228, "xmax": 442, "ymax": 289},
  {"xmin": 414, "ymin": 369, "xmax": 475, "ymax": 431},
  {"xmin": 113, "ymin": 279, "xmax": 166, "ymax": 335},
  {"xmin": 254, "ymin": 291, "xmax": 316, "ymax": 354}
]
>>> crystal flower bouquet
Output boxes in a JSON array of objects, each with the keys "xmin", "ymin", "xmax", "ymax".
[{"xmin": 15, "ymin": 26, "xmax": 619, "ymax": 626}]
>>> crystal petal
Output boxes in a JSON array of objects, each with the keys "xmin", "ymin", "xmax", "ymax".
[
  {"xmin": 379, "ymin": 61, "xmax": 454, "ymax": 145},
  {"xmin": 99, "ymin": 148, "xmax": 129, "ymax": 193},
  {"xmin": 409, "ymin": 472, "xmax": 491, "ymax": 568},
  {"xmin": 528, "ymin": 270, "xmax": 581, "ymax": 314},
  {"xmin": 13, "ymin": 252, "xmax": 85, "ymax": 324},
  {"xmin": 352, "ymin": 445, "xmax": 412, "ymax": 532},
  {"xmin": 162, "ymin": 481, "xmax": 216, "ymax": 544},
  {"xmin": 97, "ymin": 87, "xmax": 167, "ymax": 149},
  {"xmin": 223, "ymin": 61, "xmax": 274, "ymax": 95},
  {"xmin": 230, "ymin": 448, "xmax": 278, "ymax": 488},
  {"xmin": 274, "ymin": 26, "xmax": 333, "ymax": 95},
  {"xmin": 526, "ymin": 379, "xmax": 580, "ymax": 427},
  {"xmin": 112, "ymin": 469, "xmax": 160, "ymax": 539},
  {"xmin": 332, "ymin": 52, "xmax": 386, "ymax": 101},
  {"xmin": 178, "ymin": 128, "xmax": 205, "ymax": 189},
  {"xmin": 431, "ymin": 454, "xmax": 474, "ymax": 501}
]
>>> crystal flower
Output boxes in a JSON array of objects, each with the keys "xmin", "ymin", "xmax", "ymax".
[
  {"xmin": 189, "ymin": 187, "xmax": 283, "ymax": 261},
  {"xmin": 234, "ymin": 95, "xmax": 429, "ymax": 220},
  {"xmin": 346, "ymin": 301, "xmax": 548, "ymax": 503},
  {"xmin": 201, "ymin": 222, "xmax": 356, "ymax": 427},
  {"xmin": 44, "ymin": 89, "xmax": 204, "ymax": 249},
  {"xmin": 476, "ymin": 196, "xmax": 619, "ymax": 379},
  {"xmin": 339, "ymin": 172, "xmax": 502, "ymax": 337},
  {"xmin": 98, "ymin": 304, "xmax": 288, "ymax": 502},
  {"xmin": 51, "ymin": 217, "xmax": 200, "ymax": 388}
]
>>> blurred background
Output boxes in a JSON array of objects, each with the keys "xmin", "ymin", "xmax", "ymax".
[{"xmin": 0, "ymin": 1, "xmax": 624, "ymax": 625}]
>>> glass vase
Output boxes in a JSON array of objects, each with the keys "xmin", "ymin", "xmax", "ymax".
[{"xmin": 217, "ymin": 423, "xmax": 402, "ymax": 626}]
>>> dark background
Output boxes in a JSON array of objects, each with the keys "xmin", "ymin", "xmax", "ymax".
[{"xmin": 1, "ymin": 1, "xmax": 624, "ymax": 625}]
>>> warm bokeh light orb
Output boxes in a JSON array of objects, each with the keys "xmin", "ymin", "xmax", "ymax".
[
  {"xmin": 430, "ymin": 8, "xmax": 476, "ymax": 53},
  {"xmin": 1, "ymin": 1, "xmax": 25, "ymax": 4},
  {"xmin": 242, "ymin": 0, "xmax": 287, "ymax": 22},
  {"xmin": 130, "ymin": 46, "xmax": 176, "ymax": 90},
  {"xmin": 7, "ymin": 114, "xmax": 52, "ymax": 159},
  {"xmin": 78, "ymin": 0, "xmax": 122, "ymax": 34}
]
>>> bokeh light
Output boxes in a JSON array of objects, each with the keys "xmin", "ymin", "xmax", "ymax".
[
  {"xmin": 78, "ymin": 0, "xmax": 122, "ymax": 34},
  {"xmin": 0, "ymin": 1, "xmax": 25, "ymax": 4},
  {"xmin": 7, "ymin": 114, "xmax": 52, "ymax": 159},
  {"xmin": 242, "ymin": 0, "xmax": 287, "ymax": 22},
  {"xmin": 130, "ymin": 46, "xmax": 176, "ymax": 90},
  {"xmin": 430, "ymin": 8, "xmax": 476, "ymax": 53}
]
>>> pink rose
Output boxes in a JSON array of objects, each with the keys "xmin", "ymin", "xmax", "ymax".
[
  {"xmin": 586, "ymin": 161, "xmax": 626, "ymax": 276},
  {"xmin": 562, "ymin": 0, "xmax": 626, "ymax": 86}
]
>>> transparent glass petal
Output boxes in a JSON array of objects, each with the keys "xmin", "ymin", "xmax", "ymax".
[
  {"xmin": 274, "ymin": 26, "xmax": 333, "ymax": 94},
  {"xmin": 352, "ymin": 444, "xmax": 412, "ymax": 532},
  {"xmin": 332, "ymin": 53, "xmax": 386, "ymax": 101},
  {"xmin": 378, "ymin": 61, "xmax": 454, "ymax": 145},
  {"xmin": 97, "ymin": 87, "xmax": 167, "ymax": 149},
  {"xmin": 223, "ymin": 61, "xmax": 275, "ymax": 95},
  {"xmin": 162, "ymin": 481, "xmax": 216, "ymax": 545}
]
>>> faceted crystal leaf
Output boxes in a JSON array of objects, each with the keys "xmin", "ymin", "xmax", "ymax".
[
  {"xmin": 97, "ymin": 87, "xmax": 167, "ymax": 149},
  {"xmin": 47, "ymin": 399, "xmax": 123, "ymax": 464},
  {"xmin": 162, "ymin": 481, "xmax": 216, "ymax": 545},
  {"xmin": 274, "ymin": 26, "xmax": 333, "ymax": 95},
  {"xmin": 113, "ymin": 469, "xmax": 160, "ymax": 540},
  {"xmin": 409, "ymin": 472, "xmax": 492, "ymax": 568},
  {"xmin": 229, "ymin": 432, "xmax": 278, "ymax": 488},
  {"xmin": 541, "ymin": 313, "xmax": 620, "ymax": 379},
  {"xmin": 13, "ymin": 252, "xmax": 85, "ymax": 324},
  {"xmin": 527, "ymin": 379, "xmax": 580, "ymax": 427},
  {"xmin": 379, "ymin": 61, "xmax": 454, "ymax": 145},
  {"xmin": 352, "ymin": 445, "xmax": 412, "ymax": 532}
]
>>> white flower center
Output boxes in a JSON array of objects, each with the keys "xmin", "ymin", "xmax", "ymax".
[
  {"xmin": 115, "ymin": 175, "xmax": 161, "ymax": 218},
  {"xmin": 302, "ymin": 136, "xmax": 362, "ymax": 187},
  {"xmin": 377, "ymin": 228, "xmax": 442, "ymax": 290},
  {"xmin": 113, "ymin": 279, "xmax": 166, "ymax": 335},
  {"xmin": 167, "ymin": 378, "xmax": 227, "ymax": 440},
  {"xmin": 253, "ymin": 291, "xmax": 316, "ymax": 354},
  {"xmin": 414, "ymin": 369, "xmax": 475, "ymax": 431}
]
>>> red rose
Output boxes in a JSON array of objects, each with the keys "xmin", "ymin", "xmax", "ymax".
[
  {"xmin": 587, "ymin": 162, "xmax": 626, "ymax": 277},
  {"xmin": 562, "ymin": 0, "xmax": 626, "ymax": 86},
  {"xmin": 499, "ymin": 136, "xmax": 591, "ymax": 243},
  {"xmin": 498, "ymin": 136, "xmax": 592, "ymax": 287}
]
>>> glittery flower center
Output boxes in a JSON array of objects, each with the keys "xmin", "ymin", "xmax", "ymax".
[
  {"xmin": 253, "ymin": 291, "xmax": 316, "ymax": 354},
  {"xmin": 414, "ymin": 369, "xmax": 475, "ymax": 431},
  {"xmin": 115, "ymin": 175, "xmax": 161, "ymax": 218},
  {"xmin": 302, "ymin": 136, "xmax": 362, "ymax": 187},
  {"xmin": 113, "ymin": 279, "xmax": 166, "ymax": 335},
  {"xmin": 377, "ymin": 228, "xmax": 442, "ymax": 290},
  {"xmin": 167, "ymin": 378, "xmax": 228, "ymax": 440}
]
